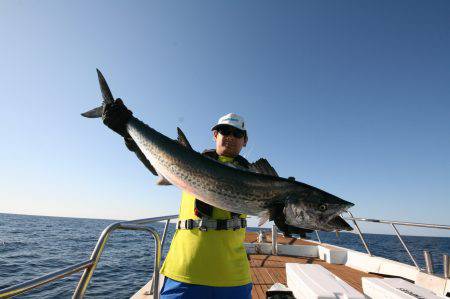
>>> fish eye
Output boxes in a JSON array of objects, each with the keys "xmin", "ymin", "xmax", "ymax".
[{"xmin": 318, "ymin": 204, "xmax": 327, "ymax": 212}]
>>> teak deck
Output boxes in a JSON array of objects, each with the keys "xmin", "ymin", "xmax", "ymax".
[{"xmin": 245, "ymin": 232, "xmax": 380, "ymax": 299}]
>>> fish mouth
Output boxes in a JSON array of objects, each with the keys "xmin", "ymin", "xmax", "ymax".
[
  {"xmin": 318, "ymin": 215, "xmax": 353, "ymax": 232},
  {"xmin": 286, "ymin": 216, "xmax": 353, "ymax": 232}
]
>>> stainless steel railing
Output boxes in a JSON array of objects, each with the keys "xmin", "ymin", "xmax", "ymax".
[
  {"xmin": 2, "ymin": 212, "xmax": 449, "ymax": 298},
  {"xmin": 0, "ymin": 214, "xmax": 178, "ymax": 299},
  {"xmin": 341, "ymin": 211, "xmax": 450, "ymax": 271}
]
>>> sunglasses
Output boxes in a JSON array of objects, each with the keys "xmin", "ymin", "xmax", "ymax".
[{"xmin": 217, "ymin": 127, "xmax": 246, "ymax": 138}]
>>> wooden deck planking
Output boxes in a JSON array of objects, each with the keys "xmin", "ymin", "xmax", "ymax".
[
  {"xmin": 253, "ymin": 284, "xmax": 266, "ymax": 299},
  {"xmin": 249, "ymin": 254, "xmax": 380, "ymax": 294},
  {"xmin": 133, "ymin": 232, "xmax": 379, "ymax": 299},
  {"xmin": 246, "ymin": 232, "xmax": 381, "ymax": 299}
]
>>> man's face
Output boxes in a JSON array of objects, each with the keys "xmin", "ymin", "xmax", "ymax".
[{"xmin": 213, "ymin": 125, "xmax": 247, "ymax": 157}]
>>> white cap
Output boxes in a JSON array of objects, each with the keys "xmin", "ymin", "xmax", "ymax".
[{"xmin": 211, "ymin": 113, "xmax": 246, "ymax": 131}]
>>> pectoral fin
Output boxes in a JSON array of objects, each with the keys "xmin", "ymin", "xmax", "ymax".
[
  {"xmin": 156, "ymin": 175, "xmax": 172, "ymax": 186},
  {"xmin": 258, "ymin": 210, "xmax": 270, "ymax": 226},
  {"xmin": 269, "ymin": 202, "xmax": 314, "ymax": 238}
]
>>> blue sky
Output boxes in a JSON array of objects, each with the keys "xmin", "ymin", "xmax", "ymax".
[{"xmin": 1, "ymin": 1, "xmax": 449, "ymax": 236}]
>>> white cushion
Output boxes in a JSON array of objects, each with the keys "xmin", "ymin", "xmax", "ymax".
[
  {"xmin": 286, "ymin": 263, "xmax": 365, "ymax": 299},
  {"xmin": 362, "ymin": 277, "xmax": 443, "ymax": 299}
]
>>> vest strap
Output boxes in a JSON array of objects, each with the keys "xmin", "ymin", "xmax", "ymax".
[{"xmin": 177, "ymin": 218, "xmax": 247, "ymax": 231}]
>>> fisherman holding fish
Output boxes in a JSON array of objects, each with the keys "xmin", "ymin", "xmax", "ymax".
[
  {"xmin": 84, "ymin": 70, "xmax": 353, "ymax": 298},
  {"xmin": 103, "ymin": 101, "xmax": 254, "ymax": 298}
]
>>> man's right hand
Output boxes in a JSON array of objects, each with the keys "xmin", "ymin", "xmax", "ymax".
[{"xmin": 102, "ymin": 98, "xmax": 133, "ymax": 137}]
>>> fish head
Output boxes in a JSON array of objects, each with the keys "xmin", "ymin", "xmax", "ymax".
[{"xmin": 282, "ymin": 189, "xmax": 354, "ymax": 231}]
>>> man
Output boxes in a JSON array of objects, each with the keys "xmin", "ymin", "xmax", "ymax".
[{"xmin": 103, "ymin": 100, "xmax": 252, "ymax": 299}]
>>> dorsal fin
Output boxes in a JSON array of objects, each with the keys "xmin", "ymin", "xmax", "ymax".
[
  {"xmin": 177, "ymin": 127, "xmax": 193, "ymax": 150},
  {"xmin": 249, "ymin": 158, "xmax": 278, "ymax": 177},
  {"xmin": 155, "ymin": 127, "xmax": 193, "ymax": 187}
]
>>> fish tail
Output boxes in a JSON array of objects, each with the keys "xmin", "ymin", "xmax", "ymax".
[
  {"xmin": 81, "ymin": 106, "xmax": 103, "ymax": 118},
  {"xmin": 81, "ymin": 69, "xmax": 114, "ymax": 118}
]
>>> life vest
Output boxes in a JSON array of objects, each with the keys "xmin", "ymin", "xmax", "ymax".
[{"xmin": 160, "ymin": 150, "xmax": 252, "ymax": 286}]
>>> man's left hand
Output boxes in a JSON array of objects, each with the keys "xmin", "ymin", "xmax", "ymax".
[{"xmin": 102, "ymin": 98, "xmax": 133, "ymax": 137}]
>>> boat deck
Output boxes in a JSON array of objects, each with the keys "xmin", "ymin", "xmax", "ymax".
[
  {"xmin": 245, "ymin": 232, "xmax": 380, "ymax": 299},
  {"xmin": 133, "ymin": 231, "xmax": 381, "ymax": 299}
]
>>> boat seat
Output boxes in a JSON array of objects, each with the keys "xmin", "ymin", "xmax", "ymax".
[
  {"xmin": 286, "ymin": 263, "xmax": 365, "ymax": 299},
  {"xmin": 362, "ymin": 277, "xmax": 443, "ymax": 299}
]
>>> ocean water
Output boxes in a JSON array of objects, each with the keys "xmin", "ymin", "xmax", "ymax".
[{"xmin": 1, "ymin": 213, "xmax": 449, "ymax": 298}]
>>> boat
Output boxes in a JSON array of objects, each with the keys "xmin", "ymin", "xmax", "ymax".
[{"xmin": 0, "ymin": 213, "xmax": 449, "ymax": 298}]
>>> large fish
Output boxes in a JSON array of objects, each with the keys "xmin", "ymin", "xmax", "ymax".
[{"xmin": 82, "ymin": 69, "xmax": 354, "ymax": 233}]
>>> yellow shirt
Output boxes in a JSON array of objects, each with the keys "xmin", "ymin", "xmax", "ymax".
[{"xmin": 160, "ymin": 156, "xmax": 251, "ymax": 287}]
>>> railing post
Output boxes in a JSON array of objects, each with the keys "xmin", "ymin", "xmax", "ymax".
[
  {"xmin": 272, "ymin": 225, "xmax": 278, "ymax": 255},
  {"xmin": 148, "ymin": 219, "xmax": 171, "ymax": 296},
  {"xmin": 315, "ymin": 231, "xmax": 321, "ymax": 243},
  {"xmin": 114, "ymin": 224, "xmax": 162, "ymax": 299},
  {"xmin": 257, "ymin": 230, "xmax": 265, "ymax": 243},
  {"xmin": 160, "ymin": 219, "xmax": 171, "ymax": 254},
  {"xmin": 73, "ymin": 222, "xmax": 121, "ymax": 298},
  {"xmin": 150, "ymin": 229, "xmax": 162, "ymax": 299},
  {"xmin": 443, "ymin": 254, "xmax": 449, "ymax": 279},
  {"xmin": 73, "ymin": 222, "xmax": 164, "ymax": 298},
  {"xmin": 391, "ymin": 224, "xmax": 420, "ymax": 270},
  {"xmin": 423, "ymin": 251, "xmax": 434, "ymax": 274},
  {"xmin": 346, "ymin": 211, "xmax": 372, "ymax": 256}
]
